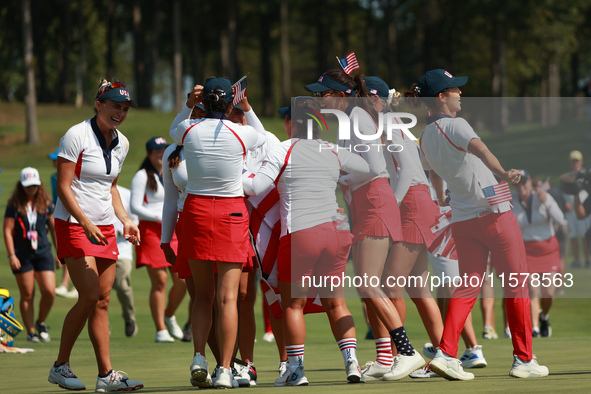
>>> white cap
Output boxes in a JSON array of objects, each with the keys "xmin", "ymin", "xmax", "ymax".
[{"xmin": 20, "ymin": 167, "xmax": 41, "ymax": 187}]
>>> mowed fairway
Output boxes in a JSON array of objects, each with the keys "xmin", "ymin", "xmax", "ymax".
[{"xmin": 1, "ymin": 103, "xmax": 591, "ymax": 392}]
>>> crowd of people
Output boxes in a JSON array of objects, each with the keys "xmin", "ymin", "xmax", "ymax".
[{"xmin": 7, "ymin": 67, "xmax": 586, "ymax": 390}]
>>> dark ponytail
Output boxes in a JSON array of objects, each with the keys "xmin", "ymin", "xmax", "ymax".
[
  {"xmin": 138, "ymin": 157, "xmax": 159, "ymax": 193},
  {"xmin": 203, "ymin": 89, "xmax": 230, "ymax": 116},
  {"xmin": 404, "ymin": 83, "xmax": 423, "ymax": 109},
  {"xmin": 323, "ymin": 69, "xmax": 378, "ymax": 123},
  {"xmin": 167, "ymin": 145, "xmax": 183, "ymax": 169}
]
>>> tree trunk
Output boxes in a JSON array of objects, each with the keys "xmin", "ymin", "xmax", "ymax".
[
  {"xmin": 22, "ymin": 0, "xmax": 39, "ymax": 145},
  {"xmin": 548, "ymin": 40, "xmax": 560, "ymax": 125},
  {"xmin": 386, "ymin": 0, "xmax": 398, "ymax": 85},
  {"xmin": 31, "ymin": 0, "xmax": 49, "ymax": 102},
  {"xmin": 259, "ymin": 4, "xmax": 273, "ymax": 116},
  {"xmin": 58, "ymin": 0, "xmax": 72, "ymax": 103},
  {"xmin": 106, "ymin": 0, "xmax": 115, "ymax": 79},
  {"xmin": 491, "ymin": 17, "xmax": 508, "ymax": 133},
  {"xmin": 133, "ymin": 1, "xmax": 147, "ymax": 106},
  {"xmin": 280, "ymin": 0, "xmax": 291, "ymax": 104},
  {"xmin": 75, "ymin": 0, "xmax": 87, "ymax": 108},
  {"xmin": 173, "ymin": 0, "xmax": 183, "ymax": 110}
]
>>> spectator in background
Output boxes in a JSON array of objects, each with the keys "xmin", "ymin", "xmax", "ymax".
[
  {"xmin": 50, "ymin": 148, "xmax": 78, "ymax": 299},
  {"xmin": 130, "ymin": 137, "xmax": 186, "ymax": 343},
  {"xmin": 113, "ymin": 185, "xmax": 139, "ymax": 337},
  {"xmin": 513, "ymin": 172, "xmax": 565, "ymax": 337},
  {"xmin": 563, "ymin": 150, "xmax": 591, "ymax": 268},
  {"xmin": 3, "ymin": 167, "xmax": 57, "ymax": 343}
]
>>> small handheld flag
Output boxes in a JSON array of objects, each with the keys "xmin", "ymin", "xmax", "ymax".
[
  {"xmin": 338, "ymin": 52, "xmax": 360, "ymax": 75},
  {"xmin": 232, "ymin": 75, "xmax": 248, "ymax": 106},
  {"xmin": 482, "ymin": 182, "xmax": 512, "ymax": 206}
]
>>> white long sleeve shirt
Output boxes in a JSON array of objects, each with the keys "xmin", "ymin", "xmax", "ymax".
[
  {"xmin": 512, "ymin": 191, "xmax": 566, "ymax": 242},
  {"xmin": 130, "ymin": 169, "xmax": 164, "ymax": 222}
]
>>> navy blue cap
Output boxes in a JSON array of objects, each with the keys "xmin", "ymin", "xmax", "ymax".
[
  {"xmin": 364, "ymin": 76, "xmax": 389, "ymax": 98},
  {"xmin": 146, "ymin": 137, "xmax": 168, "ymax": 151},
  {"xmin": 305, "ymin": 74, "xmax": 357, "ymax": 96},
  {"xmin": 278, "ymin": 106, "xmax": 291, "ymax": 117},
  {"xmin": 203, "ymin": 77, "xmax": 233, "ymax": 103},
  {"xmin": 48, "ymin": 148, "xmax": 59, "ymax": 160},
  {"xmin": 96, "ymin": 82, "xmax": 137, "ymax": 108},
  {"xmin": 417, "ymin": 69, "xmax": 467, "ymax": 97}
]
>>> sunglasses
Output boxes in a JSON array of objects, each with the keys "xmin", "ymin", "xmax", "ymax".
[{"xmin": 96, "ymin": 82, "xmax": 127, "ymax": 101}]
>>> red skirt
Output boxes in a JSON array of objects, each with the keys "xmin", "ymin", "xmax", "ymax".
[
  {"xmin": 277, "ymin": 222, "xmax": 352, "ymax": 283},
  {"xmin": 400, "ymin": 184, "xmax": 441, "ymax": 247},
  {"xmin": 525, "ymin": 237, "xmax": 561, "ymax": 274},
  {"xmin": 55, "ymin": 219, "xmax": 118, "ymax": 263},
  {"xmin": 350, "ymin": 177, "xmax": 402, "ymax": 244},
  {"xmin": 172, "ymin": 212, "xmax": 192, "ymax": 278},
  {"xmin": 181, "ymin": 194, "xmax": 254, "ymax": 263},
  {"xmin": 136, "ymin": 221, "xmax": 178, "ymax": 269}
]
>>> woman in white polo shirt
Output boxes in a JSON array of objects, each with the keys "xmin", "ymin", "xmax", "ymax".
[
  {"xmin": 170, "ymin": 77, "xmax": 266, "ymax": 389},
  {"xmin": 131, "ymin": 136, "xmax": 186, "ymax": 343},
  {"xmin": 407, "ymin": 69, "xmax": 548, "ymax": 380},
  {"xmin": 513, "ymin": 171, "xmax": 565, "ymax": 338},
  {"xmin": 49, "ymin": 79, "xmax": 143, "ymax": 392}
]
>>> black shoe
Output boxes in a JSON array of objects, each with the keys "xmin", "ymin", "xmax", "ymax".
[
  {"xmin": 35, "ymin": 321, "xmax": 50, "ymax": 342},
  {"xmin": 27, "ymin": 332, "xmax": 40, "ymax": 343},
  {"xmin": 125, "ymin": 320, "xmax": 138, "ymax": 337},
  {"xmin": 571, "ymin": 260, "xmax": 582, "ymax": 268},
  {"xmin": 365, "ymin": 327, "xmax": 374, "ymax": 340},
  {"xmin": 539, "ymin": 313, "xmax": 552, "ymax": 337},
  {"xmin": 532, "ymin": 329, "xmax": 540, "ymax": 338},
  {"xmin": 181, "ymin": 322, "xmax": 192, "ymax": 342}
]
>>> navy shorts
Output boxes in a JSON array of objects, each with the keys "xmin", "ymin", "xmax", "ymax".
[{"xmin": 12, "ymin": 251, "xmax": 54, "ymax": 274}]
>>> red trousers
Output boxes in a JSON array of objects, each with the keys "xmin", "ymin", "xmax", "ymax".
[{"xmin": 440, "ymin": 211, "xmax": 533, "ymax": 361}]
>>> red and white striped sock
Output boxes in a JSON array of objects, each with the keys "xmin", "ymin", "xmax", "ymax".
[
  {"xmin": 337, "ymin": 338, "xmax": 358, "ymax": 362},
  {"xmin": 286, "ymin": 344, "xmax": 304, "ymax": 371},
  {"xmin": 375, "ymin": 337, "xmax": 393, "ymax": 367}
]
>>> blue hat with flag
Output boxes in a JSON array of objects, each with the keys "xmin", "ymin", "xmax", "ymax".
[
  {"xmin": 417, "ymin": 69, "xmax": 467, "ymax": 97},
  {"xmin": 305, "ymin": 74, "xmax": 357, "ymax": 96},
  {"xmin": 364, "ymin": 77, "xmax": 390, "ymax": 99}
]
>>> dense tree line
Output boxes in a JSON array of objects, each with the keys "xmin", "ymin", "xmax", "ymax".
[{"xmin": 3, "ymin": 0, "xmax": 591, "ymax": 119}]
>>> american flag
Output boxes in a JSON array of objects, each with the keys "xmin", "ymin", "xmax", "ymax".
[
  {"xmin": 482, "ymin": 182, "xmax": 512, "ymax": 206},
  {"xmin": 232, "ymin": 76, "xmax": 248, "ymax": 105},
  {"xmin": 338, "ymin": 52, "xmax": 360, "ymax": 75}
]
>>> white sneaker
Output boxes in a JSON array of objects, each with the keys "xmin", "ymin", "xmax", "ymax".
[
  {"xmin": 504, "ymin": 327, "xmax": 512, "ymax": 339},
  {"xmin": 275, "ymin": 365, "xmax": 309, "ymax": 387},
  {"xmin": 262, "ymin": 332, "xmax": 275, "ymax": 342},
  {"xmin": 164, "ymin": 315, "xmax": 183, "ymax": 340},
  {"xmin": 483, "ymin": 326, "xmax": 499, "ymax": 339},
  {"xmin": 239, "ymin": 362, "xmax": 258, "ymax": 386},
  {"xmin": 429, "ymin": 348, "xmax": 475, "ymax": 381},
  {"xmin": 361, "ymin": 360, "xmax": 390, "ymax": 381},
  {"xmin": 155, "ymin": 329, "xmax": 174, "ymax": 343},
  {"xmin": 460, "ymin": 345, "xmax": 487, "ymax": 368},
  {"xmin": 409, "ymin": 362, "xmax": 442, "ymax": 378},
  {"xmin": 423, "ymin": 342, "xmax": 435, "ymax": 359},
  {"xmin": 345, "ymin": 359, "xmax": 364, "ymax": 383},
  {"xmin": 48, "ymin": 362, "xmax": 86, "ymax": 391},
  {"xmin": 232, "ymin": 366, "xmax": 249, "ymax": 387},
  {"xmin": 65, "ymin": 288, "xmax": 79, "ymax": 299},
  {"xmin": 55, "ymin": 285, "xmax": 70, "ymax": 298},
  {"xmin": 214, "ymin": 367, "xmax": 236, "ymax": 389},
  {"xmin": 190, "ymin": 353, "xmax": 212, "ymax": 388},
  {"xmin": 509, "ymin": 355, "xmax": 549, "ymax": 378},
  {"xmin": 96, "ymin": 370, "xmax": 143, "ymax": 392},
  {"xmin": 381, "ymin": 351, "xmax": 425, "ymax": 381},
  {"xmin": 278, "ymin": 361, "xmax": 288, "ymax": 377},
  {"xmin": 36, "ymin": 321, "xmax": 50, "ymax": 342}
]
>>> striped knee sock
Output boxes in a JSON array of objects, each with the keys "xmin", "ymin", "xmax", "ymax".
[
  {"xmin": 337, "ymin": 338, "xmax": 357, "ymax": 362},
  {"xmin": 389, "ymin": 327, "xmax": 414, "ymax": 356},
  {"xmin": 375, "ymin": 337, "xmax": 393, "ymax": 367},
  {"xmin": 286, "ymin": 345, "xmax": 304, "ymax": 371}
]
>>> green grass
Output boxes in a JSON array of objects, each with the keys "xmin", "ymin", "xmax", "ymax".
[{"xmin": 1, "ymin": 103, "xmax": 591, "ymax": 392}]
